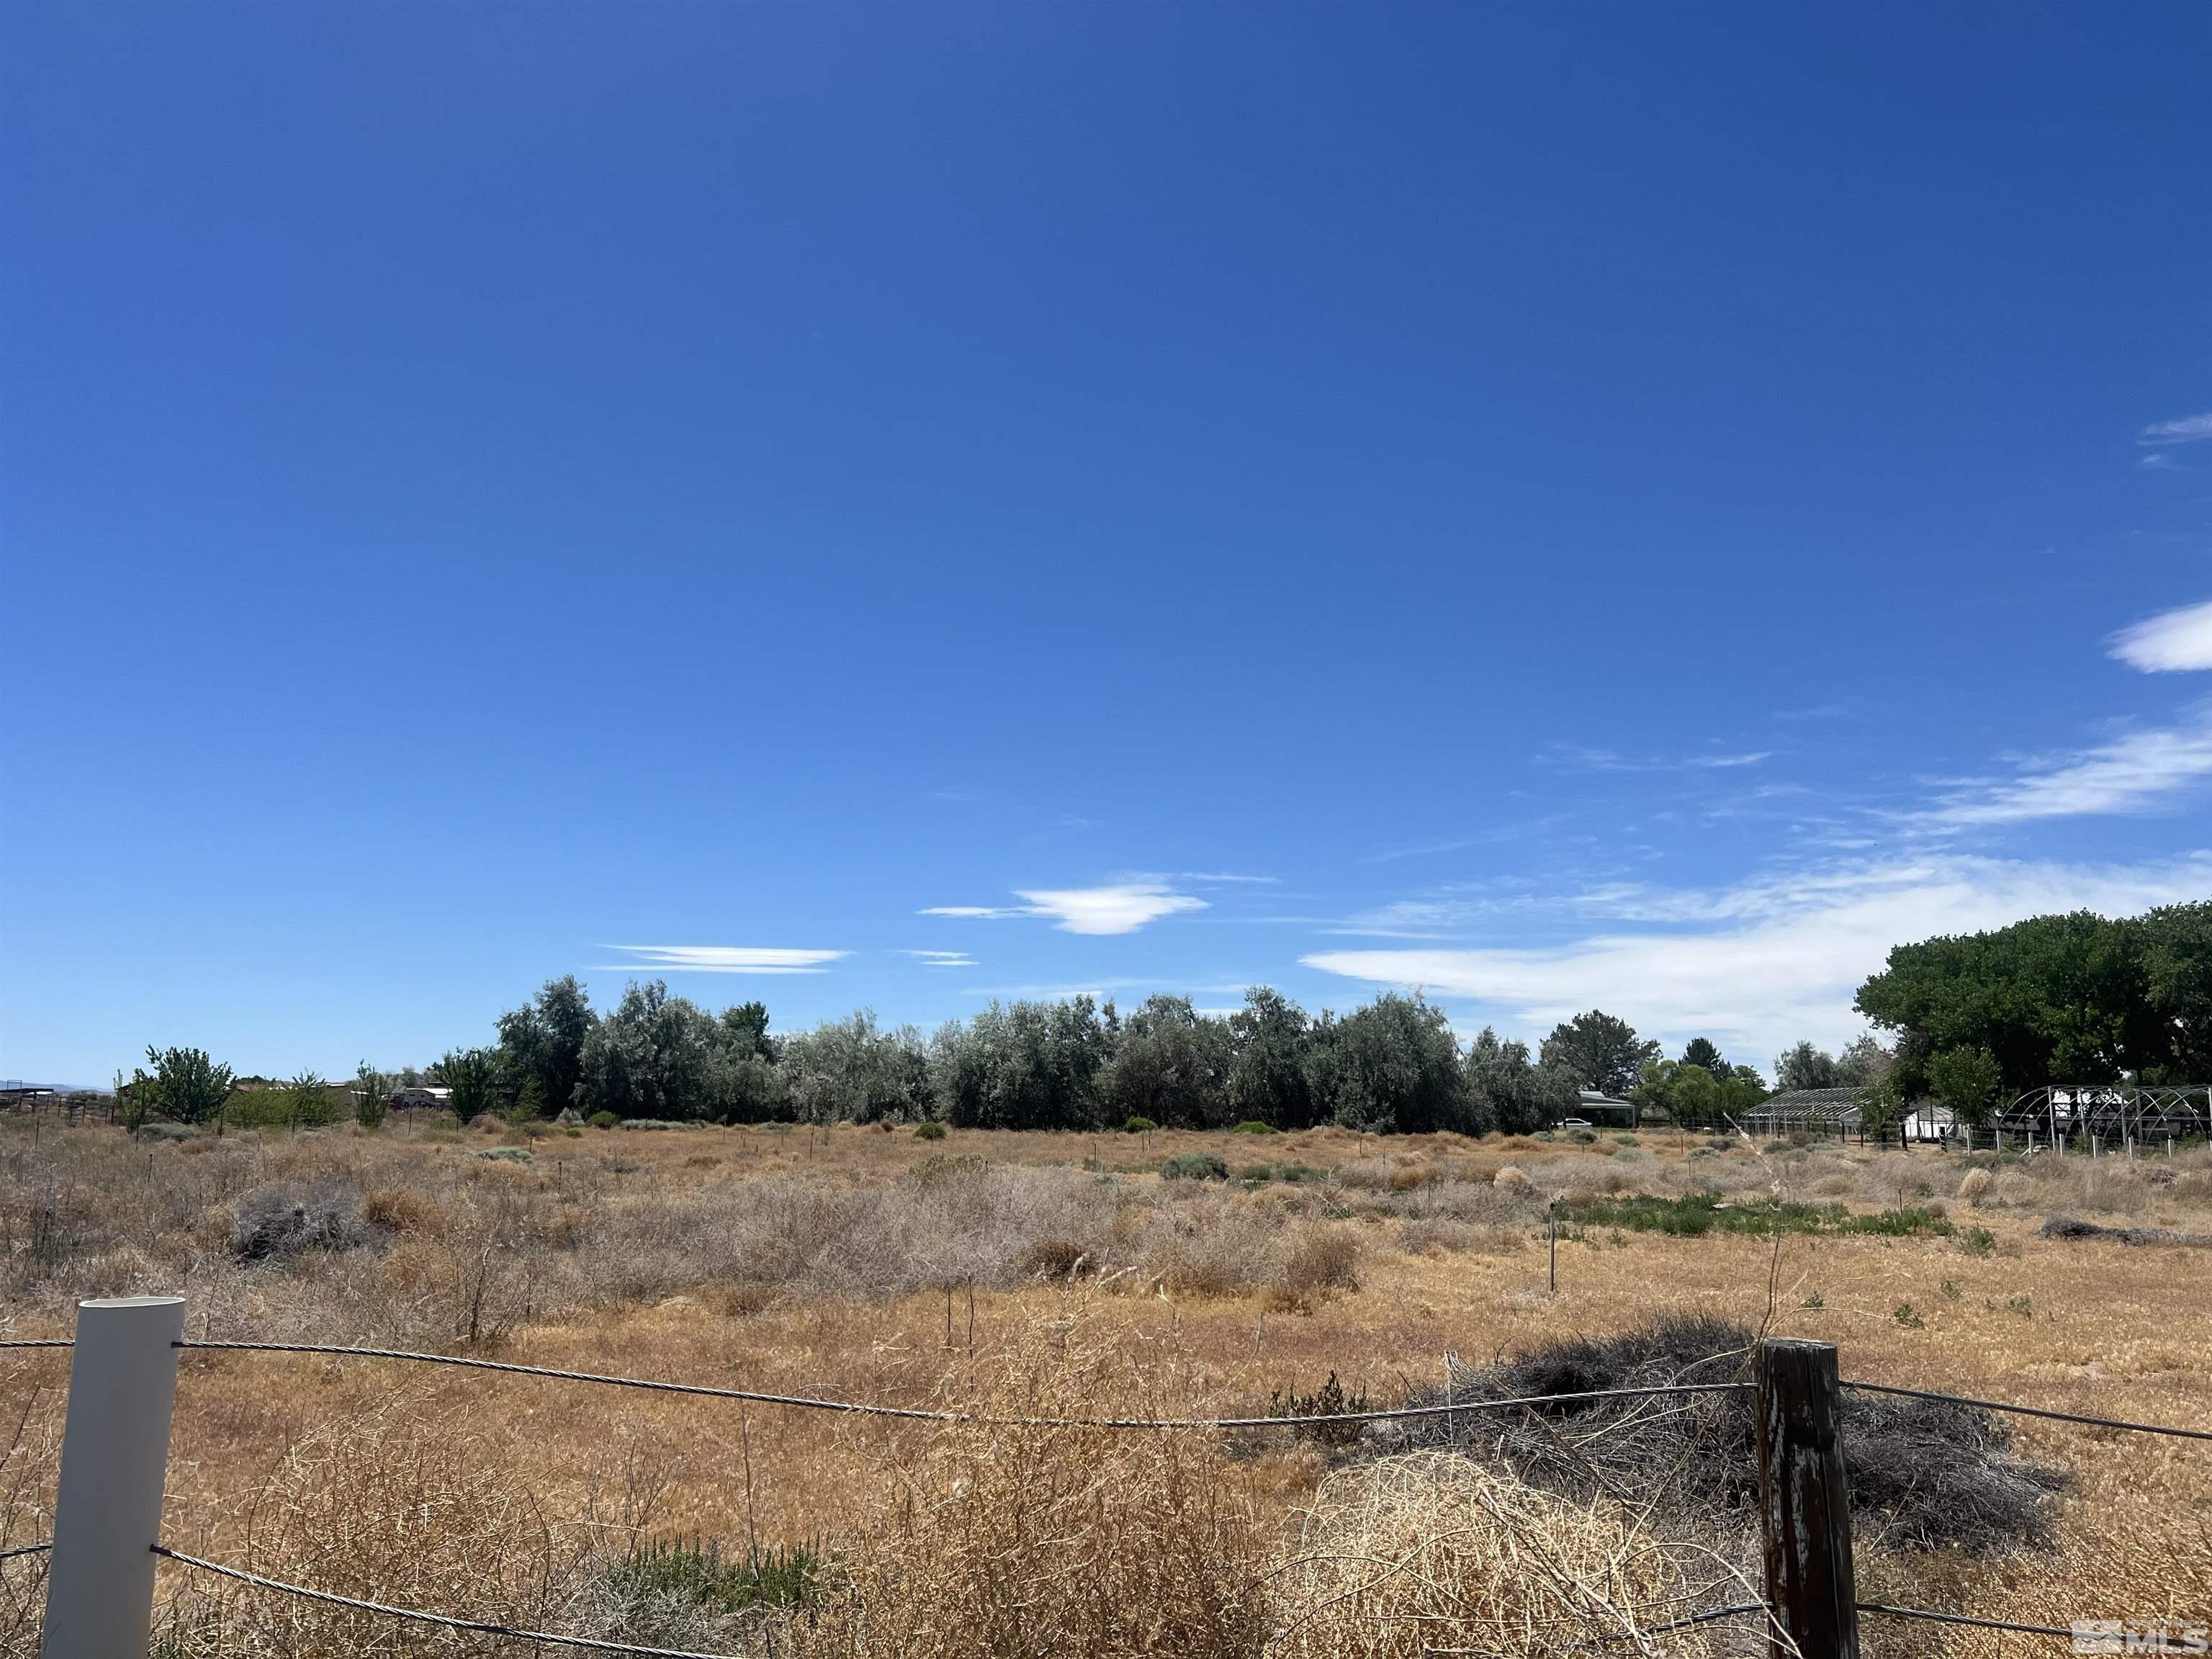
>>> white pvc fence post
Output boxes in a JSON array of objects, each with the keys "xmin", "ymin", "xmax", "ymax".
[{"xmin": 40, "ymin": 1296, "xmax": 184, "ymax": 1659}]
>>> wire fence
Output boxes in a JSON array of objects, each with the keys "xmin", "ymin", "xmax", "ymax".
[
  {"xmin": 19, "ymin": 1331, "xmax": 2211, "ymax": 1441},
  {"xmin": 10, "ymin": 1328, "xmax": 2210, "ymax": 1652}
]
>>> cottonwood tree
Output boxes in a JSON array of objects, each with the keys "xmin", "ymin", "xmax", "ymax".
[{"xmin": 1856, "ymin": 902, "xmax": 2211, "ymax": 1094}]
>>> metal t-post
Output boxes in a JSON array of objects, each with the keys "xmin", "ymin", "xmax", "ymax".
[{"xmin": 40, "ymin": 1296, "xmax": 185, "ymax": 1659}]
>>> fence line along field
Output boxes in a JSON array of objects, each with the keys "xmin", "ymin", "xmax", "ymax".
[{"xmin": 2, "ymin": 1113, "xmax": 2208, "ymax": 1655}]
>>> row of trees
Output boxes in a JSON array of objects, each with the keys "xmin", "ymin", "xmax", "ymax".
[
  {"xmin": 394, "ymin": 981, "xmax": 1751, "ymax": 1136},
  {"xmin": 125, "ymin": 981, "xmax": 1800, "ymax": 1137},
  {"xmin": 118, "ymin": 900, "xmax": 2205, "ymax": 1139}
]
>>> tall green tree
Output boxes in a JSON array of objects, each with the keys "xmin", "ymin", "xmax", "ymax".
[
  {"xmin": 1773, "ymin": 1040, "xmax": 1841, "ymax": 1092},
  {"xmin": 574, "ymin": 981, "xmax": 727, "ymax": 1121},
  {"xmin": 495, "ymin": 976, "xmax": 597, "ymax": 1116},
  {"xmin": 1680, "ymin": 1038, "xmax": 1729, "ymax": 1082},
  {"xmin": 782, "ymin": 1011, "xmax": 930, "ymax": 1123},
  {"xmin": 1539, "ymin": 1011, "xmax": 1659, "ymax": 1097},
  {"xmin": 1105, "ymin": 995, "xmax": 1234, "ymax": 1129},
  {"xmin": 1326, "ymin": 993, "xmax": 1470, "ymax": 1135},
  {"xmin": 1462, "ymin": 1026, "xmax": 1555, "ymax": 1136},
  {"xmin": 1856, "ymin": 903, "xmax": 2210, "ymax": 1097},
  {"xmin": 1227, "ymin": 987, "xmax": 1318, "ymax": 1129},
  {"xmin": 928, "ymin": 997, "xmax": 1113, "ymax": 1130},
  {"xmin": 2140, "ymin": 902, "xmax": 2212, "ymax": 1080}
]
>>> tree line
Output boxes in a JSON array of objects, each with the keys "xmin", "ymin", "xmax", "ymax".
[
  {"xmin": 433, "ymin": 981, "xmax": 1694, "ymax": 1136},
  {"xmin": 115, "ymin": 898, "xmax": 2205, "ymax": 1137},
  {"xmin": 122, "ymin": 983, "xmax": 1761, "ymax": 1136}
]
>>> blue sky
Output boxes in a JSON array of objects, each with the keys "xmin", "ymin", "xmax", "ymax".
[{"xmin": 4, "ymin": 3, "xmax": 2208, "ymax": 1086}]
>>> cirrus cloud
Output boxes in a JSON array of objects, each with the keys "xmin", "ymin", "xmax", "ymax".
[
  {"xmin": 595, "ymin": 945, "xmax": 848, "ymax": 974},
  {"xmin": 1301, "ymin": 851, "xmax": 2212, "ymax": 1066}
]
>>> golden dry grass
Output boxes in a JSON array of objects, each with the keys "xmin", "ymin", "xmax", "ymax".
[{"xmin": 0, "ymin": 1117, "xmax": 2207, "ymax": 1655}]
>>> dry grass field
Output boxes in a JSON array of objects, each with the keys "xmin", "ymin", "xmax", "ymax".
[{"xmin": 1, "ymin": 1114, "xmax": 2208, "ymax": 1655}]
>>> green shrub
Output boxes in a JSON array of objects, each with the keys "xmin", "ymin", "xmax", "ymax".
[
  {"xmin": 608, "ymin": 1534, "xmax": 826, "ymax": 1614},
  {"xmin": 1159, "ymin": 1152, "xmax": 1228, "ymax": 1182},
  {"xmin": 474, "ymin": 1146, "xmax": 534, "ymax": 1164},
  {"xmin": 354, "ymin": 1094, "xmax": 386, "ymax": 1130},
  {"xmin": 1612, "ymin": 1133, "xmax": 1640, "ymax": 1147},
  {"xmin": 1123, "ymin": 1115, "xmax": 1159, "ymax": 1134},
  {"xmin": 912, "ymin": 1120, "xmax": 948, "ymax": 1141},
  {"xmin": 1231, "ymin": 1120, "xmax": 1278, "ymax": 1135},
  {"xmin": 1611, "ymin": 1147, "xmax": 1642, "ymax": 1162},
  {"xmin": 588, "ymin": 1111, "xmax": 619, "ymax": 1130},
  {"xmin": 1958, "ymin": 1225, "xmax": 1997, "ymax": 1257},
  {"xmin": 1553, "ymin": 1192, "xmax": 1955, "ymax": 1241},
  {"xmin": 1894, "ymin": 1302, "xmax": 1925, "ymax": 1329},
  {"xmin": 138, "ymin": 1121, "xmax": 199, "ymax": 1143},
  {"xmin": 1564, "ymin": 1128, "xmax": 1598, "ymax": 1145}
]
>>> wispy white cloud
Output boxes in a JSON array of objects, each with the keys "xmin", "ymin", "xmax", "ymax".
[
  {"xmin": 966, "ymin": 978, "xmax": 1251, "ymax": 1002},
  {"xmin": 1359, "ymin": 837, "xmax": 1476, "ymax": 865},
  {"xmin": 2139, "ymin": 413, "xmax": 2212, "ymax": 446},
  {"xmin": 2110, "ymin": 599, "xmax": 2212, "ymax": 674},
  {"xmin": 1535, "ymin": 743, "xmax": 1772, "ymax": 773},
  {"xmin": 1302, "ymin": 852, "xmax": 2212, "ymax": 1065},
  {"xmin": 921, "ymin": 881, "xmax": 1208, "ymax": 936},
  {"xmin": 1176, "ymin": 871, "xmax": 1281, "ymax": 885},
  {"xmin": 902, "ymin": 950, "xmax": 976, "ymax": 968},
  {"xmin": 1687, "ymin": 751, "xmax": 1773, "ymax": 769},
  {"xmin": 597, "ymin": 945, "xmax": 848, "ymax": 975},
  {"xmin": 1915, "ymin": 706, "xmax": 2212, "ymax": 827}
]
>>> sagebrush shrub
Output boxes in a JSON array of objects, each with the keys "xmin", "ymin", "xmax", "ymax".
[{"xmin": 1159, "ymin": 1153, "xmax": 1228, "ymax": 1182}]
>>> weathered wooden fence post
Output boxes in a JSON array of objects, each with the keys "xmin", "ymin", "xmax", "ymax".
[
  {"xmin": 1756, "ymin": 1337, "xmax": 1858, "ymax": 1659},
  {"xmin": 41, "ymin": 1295, "xmax": 185, "ymax": 1659}
]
